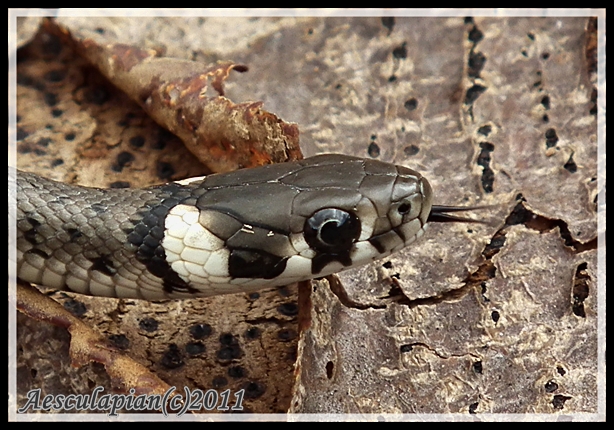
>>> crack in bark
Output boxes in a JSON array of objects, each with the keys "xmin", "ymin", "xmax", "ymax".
[
  {"xmin": 330, "ymin": 192, "xmax": 596, "ymax": 311},
  {"xmin": 400, "ymin": 341, "xmax": 481, "ymax": 361},
  {"xmin": 506, "ymin": 197, "xmax": 597, "ymax": 253}
]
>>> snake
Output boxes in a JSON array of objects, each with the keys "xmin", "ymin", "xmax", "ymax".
[{"xmin": 13, "ymin": 154, "xmax": 481, "ymax": 300}]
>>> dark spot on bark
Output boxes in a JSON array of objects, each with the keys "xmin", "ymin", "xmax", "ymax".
[
  {"xmin": 468, "ymin": 25, "xmax": 483, "ymax": 43},
  {"xmin": 552, "ymin": 394, "xmax": 572, "ymax": 410},
  {"xmin": 156, "ymin": 161, "xmax": 175, "ymax": 180},
  {"xmin": 381, "ymin": 17, "xmax": 395, "ymax": 33},
  {"xmin": 248, "ymin": 292, "xmax": 260, "ymax": 300},
  {"xmin": 189, "ymin": 323, "xmax": 212, "ymax": 339},
  {"xmin": 115, "ymin": 151, "xmax": 135, "ymax": 171},
  {"xmin": 468, "ymin": 51, "xmax": 486, "ymax": 78},
  {"xmin": 388, "ymin": 75, "xmax": 397, "ymax": 82},
  {"xmin": 139, "ymin": 317, "xmax": 159, "ymax": 332},
  {"xmin": 491, "ymin": 310, "xmax": 500, "ymax": 323},
  {"xmin": 564, "ymin": 153, "xmax": 577, "ymax": 173},
  {"xmin": 44, "ymin": 69, "xmax": 66, "ymax": 83},
  {"xmin": 63, "ymin": 298, "xmax": 87, "ymax": 317},
  {"xmin": 37, "ymin": 137, "xmax": 52, "ymax": 147},
  {"xmin": 545, "ymin": 380, "xmax": 559, "ymax": 393},
  {"xmin": 277, "ymin": 286, "xmax": 293, "ymax": 297},
  {"xmin": 216, "ymin": 345, "xmax": 242, "ymax": 361},
  {"xmin": 477, "ymin": 142, "xmax": 495, "ymax": 193},
  {"xmin": 17, "ymin": 127, "xmax": 29, "ymax": 141},
  {"xmin": 541, "ymin": 95, "xmax": 551, "ymax": 109},
  {"xmin": 469, "ymin": 402, "xmax": 479, "ymax": 414},
  {"xmin": 277, "ymin": 302, "xmax": 298, "ymax": 316},
  {"xmin": 50, "ymin": 159, "xmax": 64, "ymax": 168},
  {"xmin": 245, "ymin": 327, "xmax": 261, "ymax": 339},
  {"xmin": 108, "ymin": 334, "xmax": 130, "ymax": 350},
  {"xmin": 464, "ymin": 84, "xmax": 487, "ymax": 105},
  {"xmin": 404, "ymin": 98, "xmax": 418, "ymax": 111},
  {"xmin": 219, "ymin": 333, "xmax": 238, "ymax": 346},
  {"xmin": 241, "ymin": 381, "xmax": 266, "ymax": 399},
  {"xmin": 545, "ymin": 128, "xmax": 559, "ymax": 148},
  {"xmin": 228, "ymin": 366, "xmax": 246, "ymax": 378},
  {"xmin": 541, "ymin": 52, "xmax": 550, "ymax": 60},
  {"xmin": 477, "ymin": 125, "xmax": 492, "ymax": 136},
  {"xmin": 160, "ymin": 344, "xmax": 184, "ymax": 369},
  {"xmin": 152, "ymin": 129, "xmax": 174, "ymax": 150},
  {"xmin": 382, "ymin": 261, "xmax": 393, "ymax": 269},
  {"xmin": 527, "ymin": 32, "xmax": 535, "ymax": 41},
  {"xmin": 185, "ymin": 341, "xmax": 206, "ymax": 356},
  {"xmin": 277, "ymin": 328, "xmax": 297, "ymax": 342},
  {"xmin": 51, "ymin": 108, "xmax": 63, "ymax": 117},
  {"xmin": 109, "ymin": 181, "xmax": 131, "ymax": 189},
  {"xmin": 392, "ymin": 42, "xmax": 407, "ymax": 59},
  {"xmin": 464, "ymin": 17, "xmax": 474, "ymax": 24},
  {"xmin": 368, "ymin": 142, "xmax": 380, "ymax": 158},
  {"xmin": 589, "ymin": 87, "xmax": 597, "ymax": 116},
  {"xmin": 557, "ymin": 366, "xmax": 566, "ymax": 376},
  {"xmin": 41, "ymin": 33, "xmax": 63, "ymax": 56},
  {"xmin": 472, "ymin": 361, "xmax": 483, "ymax": 374},
  {"xmin": 326, "ymin": 361, "xmax": 334, "ymax": 379},
  {"xmin": 404, "ymin": 145, "xmax": 420, "ymax": 156},
  {"xmin": 572, "ymin": 262, "xmax": 590, "ymax": 318},
  {"xmin": 43, "ymin": 92, "xmax": 58, "ymax": 107},
  {"xmin": 85, "ymin": 86, "xmax": 111, "ymax": 105},
  {"xmin": 64, "ymin": 132, "xmax": 76, "ymax": 141},
  {"xmin": 543, "ymin": 114, "xmax": 549, "ymax": 122},
  {"xmin": 129, "ymin": 135, "xmax": 146, "ymax": 148},
  {"xmin": 212, "ymin": 376, "xmax": 228, "ymax": 388}
]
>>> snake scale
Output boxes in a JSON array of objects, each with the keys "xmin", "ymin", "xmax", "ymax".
[{"xmin": 13, "ymin": 154, "xmax": 480, "ymax": 300}]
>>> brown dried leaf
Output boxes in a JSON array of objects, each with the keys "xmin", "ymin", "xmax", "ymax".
[
  {"xmin": 44, "ymin": 18, "xmax": 302, "ymax": 172},
  {"xmin": 16, "ymin": 282, "xmax": 177, "ymax": 400}
]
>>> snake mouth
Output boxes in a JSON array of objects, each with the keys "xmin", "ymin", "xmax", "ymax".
[{"xmin": 427, "ymin": 205, "xmax": 491, "ymax": 224}]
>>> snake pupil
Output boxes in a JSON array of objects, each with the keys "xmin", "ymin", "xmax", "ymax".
[{"xmin": 304, "ymin": 208, "xmax": 360, "ymax": 252}]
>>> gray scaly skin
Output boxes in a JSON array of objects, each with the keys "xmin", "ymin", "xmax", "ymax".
[{"xmin": 12, "ymin": 154, "xmax": 478, "ymax": 300}]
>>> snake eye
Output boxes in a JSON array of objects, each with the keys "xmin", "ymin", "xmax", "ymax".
[{"xmin": 304, "ymin": 208, "xmax": 361, "ymax": 252}]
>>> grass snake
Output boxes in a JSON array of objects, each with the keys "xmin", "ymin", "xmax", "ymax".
[{"xmin": 13, "ymin": 154, "xmax": 481, "ymax": 300}]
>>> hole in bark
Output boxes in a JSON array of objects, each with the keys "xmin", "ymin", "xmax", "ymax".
[
  {"xmin": 552, "ymin": 394, "xmax": 572, "ymax": 410},
  {"xmin": 572, "ymin": 262, "xmax": 590, "ymax": 318},
  {"xmin": 564, "ymin": 153, "xmax": 578, "ymax": 173},
  {"xmin": 477, "ymin": 142, "xmax": 495, "ymax": 193},
  {"xmin": 326, "ymin": 361, "xmax": 334, "ymax": 379}
]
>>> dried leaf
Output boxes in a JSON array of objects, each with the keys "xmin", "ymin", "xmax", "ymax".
[{"xmin": 44, "ymin": 18, "xmax": 302, "ymax": 172}]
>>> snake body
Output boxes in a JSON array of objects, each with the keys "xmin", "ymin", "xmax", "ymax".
[{"xmin": 14, "ymin": 154, "xmax": 444, "ymax": 300}]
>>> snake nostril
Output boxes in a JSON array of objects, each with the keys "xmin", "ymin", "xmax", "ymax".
[{"xmin": 397, "ymin": 202, "xmax": 411, "ymax": 215}]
